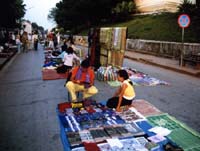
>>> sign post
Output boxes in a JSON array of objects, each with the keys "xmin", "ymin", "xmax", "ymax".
[{"xmin": 178, "ymin": 14, "xmax": 190, "ymax": 66}]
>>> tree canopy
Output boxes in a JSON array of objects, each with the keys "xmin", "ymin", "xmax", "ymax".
[
  {"xmin": 0, "ymin": 0, "xmax": 26, "ymax": 28},
  {"xmin": 48, "ymin": 0, "xmax": 135, "ymax": 33}
]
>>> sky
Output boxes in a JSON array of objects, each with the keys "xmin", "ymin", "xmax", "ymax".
[{"xmin": 23, "ymin": 0, "xmax": 61, "ymax": 30}]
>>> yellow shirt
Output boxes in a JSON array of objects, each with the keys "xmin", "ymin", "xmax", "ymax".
[{"xmin": 123, "ymin": 79, "xmax": 135, "ymax": 100}]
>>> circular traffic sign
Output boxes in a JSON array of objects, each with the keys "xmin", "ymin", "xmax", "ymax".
[{"xmin": 178, "ymin": 14, "xmax": 190, "ymax": 28}]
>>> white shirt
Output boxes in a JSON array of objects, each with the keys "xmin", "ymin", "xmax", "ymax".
[{"xmin": 63, "ymin": 53, "xmax": 80, "ymax": 66}]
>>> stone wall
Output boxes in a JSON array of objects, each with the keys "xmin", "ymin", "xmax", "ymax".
[{"xmin": 127, "ymin": 39, "xmax": 200, "ymax": 59}]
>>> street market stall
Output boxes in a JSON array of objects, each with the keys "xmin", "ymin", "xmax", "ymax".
[{"xmin": 56, "ymin": 99, "xmax": 200, "ymax": 151}]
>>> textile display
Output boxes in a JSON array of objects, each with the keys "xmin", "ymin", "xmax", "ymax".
[
  {"xmin": 147, "ymin": 114, "xmax": 200, "ymax": 151},
  {"xmin": 131, "ymin": 99, "xmax": 163, "ymax": 117},
  {"xmin": 112, "ymin": 28, "xmax": 122, "ymax": 51},
  {"xmin": 99, "ymin": 28, "xmax": 113, "ymax": 49},
  {"xmin": 99, "ymin": 27, "xmax": 127, "ymax": 67},
  {"xmin": 96, "ymin": 66, "xmax": 118, "ymax": 81},
  {"xmin": 110, "ymin": 51, "xmax": 124, "ymax": 68},
  {"xmin": 71, "ymin": 137, "xmax": 159, "ymax": 151},
  {"xmin": 42, "ymin": 69, "xmax": 68, "ymax": 80},
  {"xmin": 57, "ymin": 99, "xmax": 200, "ymax": 151},
  {"xmin": 107, "ymin": 67, "xmax": 170, "ymax": 87},
  {"xmin": 57, "ymin": 100, "xmax": 171, "ymax": 150}
]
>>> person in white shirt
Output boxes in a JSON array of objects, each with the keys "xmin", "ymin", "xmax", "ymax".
[
  {"xmin": 15, "ymin": 34, "xmax": 21, "ymax": 53},
  {"xmin": 56, "ymin": 47, "xmax": 80, "ymax": 73}
]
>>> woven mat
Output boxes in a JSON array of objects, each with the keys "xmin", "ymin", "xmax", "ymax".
[
  {"xmin": 132, "ymin": 99, "xmax": 163, "ymax": 117},
  {"xmin": 147, "ymin": 114, "xmax": 200, "ymax": 151},
  {"xmin": 42, "ymin": 69, "xmax": 68, "ymax": 80}
]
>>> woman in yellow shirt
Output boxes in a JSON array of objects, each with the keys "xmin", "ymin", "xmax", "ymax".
[{"xmin": 106, "ymin": 69, "xmax": 135, "ymax": 112}]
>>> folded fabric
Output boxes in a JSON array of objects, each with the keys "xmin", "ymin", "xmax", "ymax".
[{"xmin": 83, "ymin": 142, "xmax": 101, "ymax": 151}]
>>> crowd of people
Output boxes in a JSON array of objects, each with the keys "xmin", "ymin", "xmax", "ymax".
[
  {"xmin": 42, "ymin": 33, "xmax": 136, "ymax": 112},
  {"xmin": 0, "ymin": 29, "xmax": 41, "ymax": 54},
  {"xmin": 0, "ymin": 28, "xmax": 136, "ymax": 112},
  {"xmin": 54, "ymin": 42, "xmax": 136, "ymax": 112}
]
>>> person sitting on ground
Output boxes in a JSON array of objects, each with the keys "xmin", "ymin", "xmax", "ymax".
[
  {"xmin": 106, "ymin": 69, "xmax": 135, "ymax": 112},
  {"xmin": 65, "ymin": 59, "xmax": 98, "ymax": 102},
  {"xmin": 56, "ymin": 47, "xmax": 80, "ymax": 73},
  {"xmin": 56, "ymin": 40, "xmax": 68, "ymax": 59}
]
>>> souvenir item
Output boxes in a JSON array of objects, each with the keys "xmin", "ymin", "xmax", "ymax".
[
  {"xmin": 83, "ymin": 142, "xmax": 101, "ymax": 151},
  {"xmin": 124, "ymin": 122, "xmax": 145, "ymax": 136},
  {"xmin": 104, "ymin": 126, "xmax": 122, "ymax": 138},
  {"xmin": 79, "ymin": 130, "xmax": 94, "ymax": 142},
  {"xmin": 117, "ymin": 107, "xmax": 145, "ymax": 123},
  {"xmin": 66, "ymin": 132, "xmax": 82, "ymax": 147},
  {"xmin": 113, "ymin": 125, "xmax": 134, "ymax": 138},
  {"xmin": 89, "ymin": 128, "xmax": 110, "ymax": 142}
]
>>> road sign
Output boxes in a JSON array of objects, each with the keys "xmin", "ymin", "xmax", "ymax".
[{"xmin": 178, "ymin": 14, "xmax": 190, "ymax": 28}]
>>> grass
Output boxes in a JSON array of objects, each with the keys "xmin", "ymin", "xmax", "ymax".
[{"xmin": 79, "ymin": 13, "xmax": 198, "ymax": 43}]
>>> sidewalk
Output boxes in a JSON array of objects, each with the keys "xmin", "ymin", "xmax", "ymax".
[
  {"xmin": 125, "ymin": 50, "xmax": 200, "ymax": 77},
  {"xmin": 0, "ymin": 51, "xmax": 17, "ymax": 70}
]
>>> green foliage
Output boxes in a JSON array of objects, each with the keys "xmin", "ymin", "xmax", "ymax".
[
  {"xmin": 48, "ymin": 0, "xmax": 135, "ymax": 34},
  {"xmin": 0, "ymin": 0, "xmax": 25, "ymax": 28},
  {"xmin": 32, "ymin": 22, "xmax": 44, "ymax": 33},
  {"xmin": 79, "ymin": 13, "xmax": 198, "ymax": 43}
]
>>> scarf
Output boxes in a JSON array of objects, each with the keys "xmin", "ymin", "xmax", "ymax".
[{"xmin": 75, "ymin": 67, "xmax": 90, "ymax": 84}]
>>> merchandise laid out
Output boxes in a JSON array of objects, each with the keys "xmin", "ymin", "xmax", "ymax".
[
  {"xmin": 98, "ymin": 66, "xmax": 170, "ymax": 86},
  {"xmin": 88, "ymin": 27, "xmax": 127, "ymax": 70},
  {"xmin": 42, "ymin": 48, "xmax": 68, "ymax": 80},
  {"xmin": 42, "ymin": 68, "xmax": 69, "ymax": 80},
  {"xmin": 56, "ymin": 99, "xmax": 198, "ymax": 151},
  {"xmin": 147, "ymin": 114, "xmax": 200, "ymax": 151},
  {"xmin": 96, "ymin": 66, "xmax": 119, "ymax": 81}
]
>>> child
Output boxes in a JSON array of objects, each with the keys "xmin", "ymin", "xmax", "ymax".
[{"xmin": 106, "ymin": 69, "xmax": 135, "ymax": 112}]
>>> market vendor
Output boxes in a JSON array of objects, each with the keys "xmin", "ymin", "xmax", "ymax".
[
  {"xmin": 106, "ymin": 69, "xmax": 135, "ymax": 112},
  {"xmin": 65, "ymin": 59, "xmax": 98, "ymax": 102}
]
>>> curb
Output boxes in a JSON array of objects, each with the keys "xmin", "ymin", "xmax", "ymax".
[
  {"xmin": 125, "ymin": 55, "xmax": 200, "ymax": 77},
  {"xmin": 0, "ymin": 52, "xmax": 18, "ymax": 71}
]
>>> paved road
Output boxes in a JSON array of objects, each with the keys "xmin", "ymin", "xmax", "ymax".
[{"xmin": 0, "ymin": 44, "xmax": 200, "ymax": 151}]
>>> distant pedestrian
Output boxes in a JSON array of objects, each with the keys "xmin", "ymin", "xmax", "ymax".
[
  {"xmin": 15, "ymin": 35, "xmax": 21, "ymax": 53},
  {"xmin": 21, "ymin": 31, "xmax": 28, "ymax": 53},
  {"xmin": 32, "ymin": 31, "xmax": 38, "ymax": 50}
]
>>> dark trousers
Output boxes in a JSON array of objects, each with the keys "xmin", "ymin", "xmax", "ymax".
[
  {"xmin": 106, "ymin": 96, "xmax": 133, "ymax": 109},
  {"xmin": 56, "ymin": 65, "xmax": 72, "ymax": 73},
  {"xmin": 34, "ymin": 40, "xmax": 38, "ymax": 50}
]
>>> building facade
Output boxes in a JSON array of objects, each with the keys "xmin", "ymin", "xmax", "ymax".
[{"xmin": 135, "ymin": 0, "xmax": 196, "ymax": 13}]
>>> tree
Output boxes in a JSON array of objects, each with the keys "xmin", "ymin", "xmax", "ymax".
[
  {"xmin": 48, "ymin": 0, "xmax": 135, "ymax": 33},
  {"xmin": 32, "ymin": 22, "xmax": 44, "ymax": 34},
  {"xmin": 0, "ymin": 0, "xmax": 25, "ymax": 28}
]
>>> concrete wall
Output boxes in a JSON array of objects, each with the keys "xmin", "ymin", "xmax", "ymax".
[
  {"xmin": 73, "ymin": 35, "xmax": 200, "ymax": 59},
  {"xmin": 126, "ymin": 39, "xmax": 200, "ymax": 59}
]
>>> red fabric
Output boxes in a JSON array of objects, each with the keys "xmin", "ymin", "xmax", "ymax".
[
  {"xmin": 58, "ymin": 102, "xmax": 72, "ymax": 113},
  {"xmin": 42, "ymin": 69, "xmax": 69, "ymax": 80},
  {"xmin": 83, "ymin": 142, "xmax": 100, "ymax": 151}
]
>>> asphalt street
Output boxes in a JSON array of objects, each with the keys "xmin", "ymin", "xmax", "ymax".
[{"xmin": 0, "ymin": 44, "xmax": 200, "ymax": 151}]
